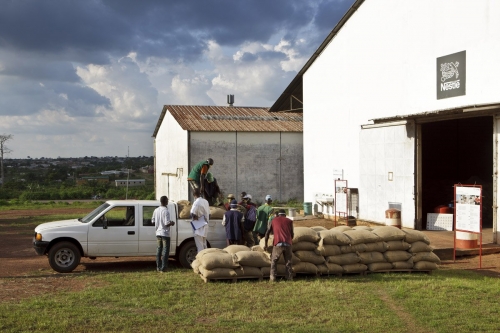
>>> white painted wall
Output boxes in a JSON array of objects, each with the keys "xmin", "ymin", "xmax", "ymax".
[
  {"xmin": 154, "ymin": 111, "xmax": 189, "ymax": 201},
  {"xmin": 304, "ymin": 0, "xmax": 500, "ymax": 225}
]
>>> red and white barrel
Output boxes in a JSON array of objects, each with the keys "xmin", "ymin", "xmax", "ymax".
[
  {"xmin": 385, "ymin": 209, "xmax": 401, "ymax": 228},
  {"xmin": 456, "ymin": 231, "xmax": 478, "ymax": 249}
]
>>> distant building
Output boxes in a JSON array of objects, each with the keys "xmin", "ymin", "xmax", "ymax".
[
  {"xmin": 115, "ymin": 179, "xmax": 145, "ymax": 187},
  {"xmin": 76, "ymin": 176, "xmax": 109, "ymax": 186}
]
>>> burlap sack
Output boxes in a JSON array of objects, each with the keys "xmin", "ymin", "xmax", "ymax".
[
  {"xmin": 413, "ymin": 261, "xmax": 438, "ymax": 270},
  {"xmin": 326, "ymin": 263, "xmax": 344, "ymax": 274},
  {"xmin": 367, "ymin": 262, "xmax": 393, "ymax": 272},
  {"xmin": 352, "ymin": 226, "xmax": 373, "ymax": 231},
  {"xmin": 340, "ymin": 243, "xmax": 368, "ymax": 254},
  {"xmin": 176, "ymin": 200, "xmax": 190, "ymax": 216},
  {"xmin": 383, "ymin": 250, "xmax": 413, "ymax": 263},
  {"xmin": 342, "ymin": 263, "xmax": 367, "ymax": 273},
  {"xmin": 234, "ymin": 265, "xmax": 263, "ymax": 277},
  {"xmin": 365, "ymin": 241, "xmax": 389, "ymax": 253},
  {"xmin": 331, "ymin": 226, "xmax": 352, "ymax": 232},
  {"xmin": 407, "ymin": 241, "xmax": 433, "ymax": 253},
  {"xmin": 358, "ymin": 251, "xmax": 387, "ymax": 264},
  {"xmin": 294, "ymin": 250, "xmax": 326, "ymax": 265},
  {"xmin": 251, "ymin": 245, "xmax": 264, "ymax": 252},
  {"xmin": 311, "ymin": 226, "xmax": 327, "ymax": 232},
  {"xmin": 195, "ymin": 248, "xmax": 226, "ymax": 260},
  {"xmin": 259, "ymin": 236, "xmax": 274, "ymax": 253},
  {"xmin": 233, "ymin": 251, "xmax": 271, "ymax": 268},
  {"xmin": 191, "ymin": 259, "xmax": 201, "ymax": 274},
  {"xmin": 391, "ymin": 258, "xmax": 414, "ymax": 269},
  {"xmin": 343, "ymin": 229, "xmax": 381, "ymax": 245},
  {"xmin": 412, "ymin": 252, "xmax": 441, "ymax": 264},
  {"xmin": 292, "ymin": 241, "xmax": 318, "ymax": 252},
  {"xmin": 402, "ymin": 229, "xmax": 431, "ymax": 244},
  {"xmin": 209, "ymin": 206, "xmax": 226, "ymax": 219},
  {"xmin": 316, "ymin": 244, "xmax": 342, "ymax": 256},
  {"xmin": 371, "ymin": 226, "xmax": 406, "ymax": 242},
  {"xmin": 327, "ymin": 253, "xmax": 360, "ymax": 265},
  {"xmin": 271, "ymin": 252, "xmax": 301, "ymax": 265},
  {"xmin": 224, "ymin": 245, "xmax": 251, "ymax": 254},
  {"xmin": 199, "ymin": 266, "xmax": 237, "ymax": 278},
  {"xmin": 385, "ymin": 240, "xmax": 411, "ymax": 251},
  {"xmin": 179, "ymin": 204, "xmax": 192, "ymax": 219},
  {"xmin": 199, "ymin": 252, "xmax": 240, "ymax": 270},
  {"xmin": 316, "ymin": 264, "xmax": 329, "ymax": 275},
  {"xmin": 293, "ymin": 227, "xmax": 320, "ymax": 243},
  {"xmin": 319, "ymin": 230, "xmax": 351, "ymax": 246},
  {"xmin": 261, "ymin": 265, "xmax": 286, "ymax": 277},
  {"xmin": 293, "ymin": 262, "xmax": 318, "ymax": 274}
]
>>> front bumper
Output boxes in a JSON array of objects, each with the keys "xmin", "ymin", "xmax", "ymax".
[{"xmin": 33, "ymin": 241, "xmax": 50, "ymax": 255}]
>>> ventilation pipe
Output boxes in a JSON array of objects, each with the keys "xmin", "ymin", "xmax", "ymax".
[{"xmin": 227, "ymin": 94, "xmax": 234, "ymax": 107}]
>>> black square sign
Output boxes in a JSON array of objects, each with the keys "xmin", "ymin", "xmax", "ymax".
[{"xmin": 437, "ymin": 51, "xmax": 466, "ymax": 100}]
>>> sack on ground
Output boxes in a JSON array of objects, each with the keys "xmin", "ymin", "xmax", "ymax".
[
  {"xmin": 342, "ymin": 263, "xmax": 367, "ymax": 273},
  {"xmin": 367, "ymin": 262, "xmax": 393, "ymax": 272},
  {"xmin": 234, "ymin": 265, "xmax": 263, "ymax": 277},
  {"xmin": 195, "ymin": 248, "xmax": 226, "ymax": 260},
  {"xmin": 413, "ymin": 261, "xmax": 438, "ymax": 270},
  {"xmin": 383, "ymin": 250, "xmax": 412, "ymax": 263},
  {"xmin": 340, "ymin": 243, "xmax": 368, "ymax": 254},
  {"xmin": 316, "ymin": 244, "xmax": 342, "ymax": 256},
  {"xmin": 330, "ymin": 226, "xmax": 352, "ymax": 232},
  {"xmin": 261, "ymin": 265, "xmax": 287, "ymax": 276},
  {"xmin": 365, "ymin": 241, "xmax": 389, "ymax": 253},
  {"xmin": 292, "ymin": 241, "xmax": 318, "ymax": 252},
  {"xmin": 224, "ymin": 244, "xmax": 251, "ymax": 254},
  {"xmin": 293, "ymin": 262, "xmax": 318, "ymax": 274},
  {"xmin": 311, "ymin": 226, "xmax": 327, "ymax": 232},
  {"xmin": 199, "ymin": 252, "xmax": 240, "ymax": 270},
  {"xmin": 391, "ymin": 258, "xmax": 414, "ymax": 269},
  {"xmin": 358, "ymin": 251, "xmax": 387, "ymax": 264},
  {"xmin": 402, "ymin": 229, "xmax": 431, "ymax": 244},
  {"xmin": 327, "ymin": 252, "xmax": 360, "ymax": 265},
  {"xmin": 412, "ymin": 251, "xmax": 441, "ymax": 264},
  {"xmin": 326, "ymin": 263, "xmax": 344, "ymax": 274},
  {"xmin": 319, "ymin": 230, "xmax": 351, "ymax": 245},
  {"xmin": 294, "ymin": 250, "xmax": 326, "ymax": 265},
  {"xmin": 385, "ymin": 240, "xmax": 411, "ymax": 251},
  {"xmin": 191, "ymin": 259, "xmax": 201, "ymax": 274},
  {"xmin": 251, "ymin": 245, "xmax": 265, "ymax": 252},
  {"xmin": 407, "ymin": 241, "xmax": 433, "ymax": 253},
  {"xmin": 371, "ymin": 226, "xmax": 406, "ymax": 242},
  {"xmin": 271, "ymin": 252, "xmax": 301, "ymax": 265},
  {"xmin": 316, "ymin": 264, "xmax": 329, "ymax": 275},
  {"xmin": 343, "ymin": 229, "xmax": 381, "ymax": 245},
  {"xmin": 352, "ymin": 226, "xmax": 373, "ymax": 231},
  {"xmin": 233, "ymin": 251, "xmax": 271, "ymax": 267},
  {"xmin": 199, "ymin": 266, "xmax": 237, "ymax": 278},
  {"xmin": 209, "ymin": 206, "xmax": 226, "ymax": 219},
  {"xmin": 293, "ymin": 227, "xmax": 320, "ymax": 243},
  {"xmin": 259, "ymin": 235, "xmax": 274, "ymax": 253}
]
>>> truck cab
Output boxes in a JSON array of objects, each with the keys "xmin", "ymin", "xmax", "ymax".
[{"xmin": 33, "ymin": 200, "xmax": 226, "ymax": 273}]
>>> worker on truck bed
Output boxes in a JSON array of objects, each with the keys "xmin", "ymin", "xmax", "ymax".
[{"xmin": 187, "ymin": 158, "xmax": 213, "ymax": 198}]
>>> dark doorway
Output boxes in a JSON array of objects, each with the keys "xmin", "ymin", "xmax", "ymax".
[{"xmin": 421, "ymin": 116, "xmax": 493, "ymax": 228}]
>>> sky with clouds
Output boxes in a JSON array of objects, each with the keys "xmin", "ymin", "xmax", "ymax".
[{"xmin": 0, "ymin": 0, "xmax": 354, "ymax": 159}]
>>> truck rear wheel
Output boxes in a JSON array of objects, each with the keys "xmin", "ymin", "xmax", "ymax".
[
  {"xmin": 178, "ymin": 240, "xmax": 198, "ymax": 268},
  {"xmin": 48, "ymin": 241, "xmax": 81, "ymax": 273}
]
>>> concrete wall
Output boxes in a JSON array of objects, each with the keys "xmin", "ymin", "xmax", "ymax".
[
  {"xmin": 190, "ymin": 131, "xmax": 303, "ymax": 204},
  {"xmin": 303, "ymin": 0, "xmax": 500, "ymax": 225},
  {"xmin": 154, "ymin": 111, "xmax": 189, "ymax": 201}
]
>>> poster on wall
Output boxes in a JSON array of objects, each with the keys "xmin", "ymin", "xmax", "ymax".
[
  {"xmin": 437, "ymin": 50, "xmax": 466, "ymax": 100},
  {"xmin": 455, "ymin": 185, "xmax": 481, "ymax": 233},
  {"xmin": 335, "ymin": 180, "xmax": 348, "ymax": 214}
]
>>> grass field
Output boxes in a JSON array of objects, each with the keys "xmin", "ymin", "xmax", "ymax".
[{"xmin": 1, "ymin": 268, "xmax": 500, "ymax": 332}]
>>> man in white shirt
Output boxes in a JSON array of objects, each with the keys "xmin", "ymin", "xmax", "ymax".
[
  {"xmin": 152, "ymin": 196, "xmax": 175, "ymax": 272},
  {"xmin": 190, "ymin": 188, "xmax": 210, "ymax": 253}
]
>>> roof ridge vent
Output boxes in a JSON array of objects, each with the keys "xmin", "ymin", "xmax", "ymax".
[{"xmin": 227, "ymin": 94, "xmax": 234, "ymax": 107}]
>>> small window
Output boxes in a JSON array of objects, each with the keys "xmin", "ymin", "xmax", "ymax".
[
  {"xmin": 92, "ymin": 206, "xmax": 135, "ymax": 227},
  {"xmin": 143, "ymin": 206, "xmax": 156, "ymax": 226}
]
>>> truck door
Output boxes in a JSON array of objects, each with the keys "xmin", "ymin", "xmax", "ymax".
[
  {"xmin": 138, "ymin": 203, "xmax": 177, "ymax": 255},
  {"xmin": 88, "ymin": 204, "xmax": 139, "ymax": 255}
]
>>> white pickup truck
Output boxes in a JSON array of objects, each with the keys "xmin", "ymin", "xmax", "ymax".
[{"xmin": 33, "ymin": 200, "xmax": 226, "ymax": 273}]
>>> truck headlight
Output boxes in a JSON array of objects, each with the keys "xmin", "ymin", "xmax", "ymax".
[{"xmin": 35, "ymin": 233, "xmax": 42, "ymax": 241}]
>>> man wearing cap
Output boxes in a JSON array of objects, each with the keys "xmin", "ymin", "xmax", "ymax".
[
  {"xmin": 253, "ymin": 195, "xmax": 274, "ymax": 240},
  {"xmin": 264, "ymin": 209, "xmax": 294, "ymax": 281},
  {"xmin": 187, "ymin": 158, "xmax": 214, "ymax": 198},
  {"xmin": 222, "ymin": 199, "xmax": 244, "ymax": 245},
  {"xmin": 241, "ymin": 194, "xmax": 257, "ymax": 247},
  {"xmin": 241, "ymin": 193, "xmax": 256, "ymax": 207},
  {"xmin": 224, "ymin": 193, "xmax": 236, "ymax": 211}
]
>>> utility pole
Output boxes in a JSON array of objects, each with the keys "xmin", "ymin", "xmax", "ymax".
[{"xmin": 0, "ymin": 134, "xmax": 13, "ymax": 187}]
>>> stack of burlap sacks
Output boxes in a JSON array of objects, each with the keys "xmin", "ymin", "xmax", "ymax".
[
  {"xmin": 177, "ymin": 200, "xmax": 226, "ymax": 219},
  {"xmin": 191, "ymin": 225, "xmax": 441, "ymax": 280}
]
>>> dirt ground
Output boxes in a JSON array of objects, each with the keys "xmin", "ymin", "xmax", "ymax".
[{"xmin": 1, "ymin": 209, "xmax": 499, "ymax": 303}]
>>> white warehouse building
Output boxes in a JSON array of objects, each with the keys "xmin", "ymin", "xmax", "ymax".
[
  {"xmin": 153, "ymin": 105, "xmax": 303, "ymax": 204},
  {"xmin": 271, "ymin": 0, "xmax": 499, "ymax": 243}
]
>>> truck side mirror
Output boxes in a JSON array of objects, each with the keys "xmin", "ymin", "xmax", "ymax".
[{"xmin": 103, "ymin": 219, "xmax": 108, "ymax": 229}]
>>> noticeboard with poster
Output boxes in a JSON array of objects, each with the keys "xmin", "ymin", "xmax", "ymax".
[
  {"xmin": 335, "ymin": 180, "xmax": 348, "ymax": 214},
  {"xmin": 455, "ymin": 185, "xmax": 481, "ymax": 233}
]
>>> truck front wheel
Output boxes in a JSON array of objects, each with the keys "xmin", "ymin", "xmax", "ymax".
[
  {"xmin": 178, "ymin": 240, "xmax": 198, "ymax": 268},
  {"xmin": 48, "ymin": 241, "xmax": 81, "ymax": 273}
]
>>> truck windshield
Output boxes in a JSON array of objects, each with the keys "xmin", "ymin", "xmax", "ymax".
[{"xmin": 80, "ymin": 203, "xmax": 110, "ymax": 223}]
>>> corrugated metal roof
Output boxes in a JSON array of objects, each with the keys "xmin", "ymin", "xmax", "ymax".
[{"xmin": 152, "ymin": 105, "xmax": 303, "ymax": 137}]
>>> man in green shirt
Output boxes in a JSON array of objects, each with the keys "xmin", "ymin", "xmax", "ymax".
[
  {"xmin": 187, "ymin": 158, "xmax": 213, "ymax": 198},
  {"xmin": 253, "ymin": 194, "xmax": 274, "ymax": 240}
]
